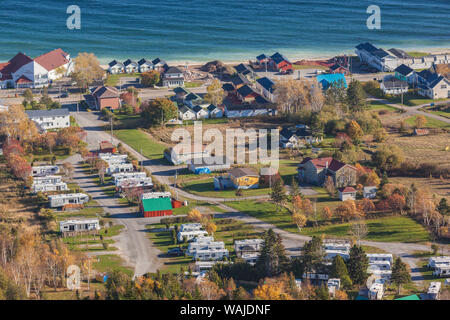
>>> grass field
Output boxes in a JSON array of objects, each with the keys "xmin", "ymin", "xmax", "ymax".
[
  {"xmin": 180, "ymin": 178, "xmax": 270, "ymax": 198},
  {"xmin": 114, "ymin": 129, "xmax": 167, "ymax": 160},
  {"xmin": 105, "ymin": 73, "xmax": 141, "ymax": 86},
  {"xmin": 367, "ymin": 101, "xmax": 399, "ymax": 112},
  {"xmin": 184, "ymin": 81, "xmax": 203, "ymax": 88},
  {"xmin": 406, "ymin": 52, "xmax": 429, "ymax": 58},
  {"xmin": 93, "ymin": 254, "xmax": 134, "ymax": 277},
  {"xmin": 404, "ymin": 115, "xmax": 450, "ymax": 129},
  {"xmin": 301, "ymin": 216, "xmax": 431, "ymax": 243}
]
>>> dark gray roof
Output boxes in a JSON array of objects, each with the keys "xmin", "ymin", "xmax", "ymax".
[
  {"xmin": 165, "ymin": 66, "xmax": 184, "ymax": 74},
  {"xmin": 418, "ymin": 69, "xmax": 439, "ymax": 84},
  {"xmin": 231, "ymin": 77, "xmax": 244, "ymax": 86},
  {"xmin": 138, "ymin": 58, "xmax": 153, "ymax": 66},
  {"xmin": 270, "ymin": 52, "xmax": 291, "ymax": 64},
  {"xmin": 382, "ymin": 78, "xmax": 408, "ymax": 89},
  {"xmin": 173, "ymin": 87, "xmax": 189, "ymax": 95},
  {"xmin": 388, "ymin": 48, "xmax": 412, "ymax": 59},
  {"xmin": 26, "ymin": 108, "xmax": 69, "ymax": 118},
  {"xmin": 237, "ymin": 84, "xmax": 255, "ymax": 97},
  {"xmin": 109, "ymin": 60, "xmax": 124, "ymax": 68},
  {"xmin": 152, "ymin": 58, "xmax": 167, "ymax": 66},
  {"xmin": 356, "ymin": 42, "xmax": 378, "ymax": 53},
  {"xmin": 256, "ymin": 54, "xmax": 269, "ymax": 61},
  {"xmin": 256, "ymin": 77, "xmax": 275, "ymax": 93},
  {"xmin": 429, "ymin": 76, "xmax": 448, "ymax": 89},
  {"xmin": 234, "ymin": 63, "xmax": 249, "ymax": 74},
  {"xmin": 179, "ymin": 105, "xmax": 194, "ymax": 114},
  {"xmin": 207, "ymin": 104, "xmax": 217, "ymax": 112},
  {"xmin": 395, "ymin": 64, "xmax": 414, "ymax": 76},
  {"xmin": 222, "ymin": 83, "xmax": 235, "ymax": 91},
  {"xmin": 123, "ymin": 59, "xmax": 138, "ymax": 67}
]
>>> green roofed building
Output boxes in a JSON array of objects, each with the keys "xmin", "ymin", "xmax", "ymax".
[
  {"xmin": 140, "ymin": 194, "xmax": 173, "ymax": 217},
  {"xmin": 395, "ymin": 295, "xmax": 420, "ymax": 300}
]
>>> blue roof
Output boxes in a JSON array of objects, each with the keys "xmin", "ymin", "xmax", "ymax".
[{"xmin": 316, "ymin": 73, "xmax": 347, "ymax": 90}]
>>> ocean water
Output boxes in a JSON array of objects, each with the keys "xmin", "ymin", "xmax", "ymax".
[{"xmin": 0, "ymin": 0, "xmax": 449, "ymax": 63}]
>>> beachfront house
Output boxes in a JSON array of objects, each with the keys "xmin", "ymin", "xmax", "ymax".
[
  {"xmin": 380, "ymin": 77, "xmax": 408, "ymax": 95},
  {"xmin": 256, "ymin": 77, "xmax": 277, "ymax": 102},
  {"xmin": 138, "ymin": 59, "xmax": 153, "ymax": 73},
  {"xmin": 152, "ymin": 58, "xmax": 168, "ymax": 73},
  {"xmin": 355, "ymin": 42, "xmax": 399, "ymax": 72},
  {"xmin": 338, "ymin": 187, "xmax": 357, "ymax": 201},
  {"xmin": 123, "ymin": 59, "xmax": 139, "ymax": 73},
  {"xmin": 162, "ymin": 66, "xmax": 185, "ymax": 87},
  {"xmin": 91, "ymin": 86, "xmax": 121, "ymax": 110},
  {"xmin": 269, "ymin": 52, "xmax": 293, "ymax": 73},
  {"xmin": 31, "ymin": 165, "xmax": 59, "ymax": 176},
  {"xmin": 48, "ymin": 193, "xmax": 89, "ymax": 208},
  {"xmin": 108, "ymin": 60, "xmax": 125, "ymax": 74},
  {"xmin": 0, "ymin": 49, "xmax": 73, "ymax": 89},
  {"xmin": 236, "ymin": 85, "xmax": 258, "ymax": 103},
  {"xmin": 59, "ymin": 218, "xmax": 100, "ymax": 236},
  {"xmin": 394, "ymin": 64, "xmax": 417, "ymax": 85},
  {"xmin": 207, "ymin": 104, "xmax": 223, "ymax": 118},
  {"xmin": 297, "ymin": 157, "xmax": 357, "ymax": 188},
  {"xmin": 25, "ymin": 108, "xmax": 70, "ymax": 131}
]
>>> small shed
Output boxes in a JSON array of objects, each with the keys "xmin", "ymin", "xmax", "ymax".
[
  {"xmin": 100, "ymin": 141, "xmax": 116, "ymax": 154},
  {"xmin": 338, "ymin": 186, "xmax": 357, "ymax": 201}
]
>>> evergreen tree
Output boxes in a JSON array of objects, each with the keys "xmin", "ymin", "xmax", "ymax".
[
  {"xmin": 301, "ymin": 236, "xmax": 325, "ymax": 273},
  {"xmin": 290, "ymin": 176, "xmax": 301, "ymax": 197},
  {"xmin": 270, "ymin": 178, "xmax": 286, "ymax": 210},
  {"xmin": 391, "ymin": 257, "xmax": 411, "ymax": 295},
  {"xmin": 347, "ymin": 245, "xmax": 369, "ymax": 285},
  {"xmin": 330, "ymin": 255, "xmax": 353, "ymax": 289},
  {"xmin": 257, "ymin": 229, "xmax": 289, "ymax": 277},
  {"xmin": 315, "ymin": 285, "xmax": 330, "ymax": 300},
  {"xmin": 380, "ymin": 171, "xmax": 389, "ymax": 187},
  {"xmin": 437, "ymin": 198, "xmax": 449, "ymax": 216},
  {"xmin": 347, "ymin": 80, "xmax": 367, "ymax": 112}
]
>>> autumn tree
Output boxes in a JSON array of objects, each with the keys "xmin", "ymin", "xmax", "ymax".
[
  {"xmin": 346, "ymin": 120, "xmax": 364, "ymax": 143},
  {"xmin": 292, "ymin": 213, "xmax": 307, "ymax": 232},
  {"xmin": 334, "ymin": 200, "xmax": 361, "ymax": 222},
  {"xmin": 61, "ymin": 162, "xmax": 74, "ymax": 181},
  {"xmin": 205, "ymin": 221, "xmax": 217, "ymax": 236},
  {"xmin": 322, "ymin": 206, "xmax": 333, "ymax": 220},
  {"xmin": 204, "ymin": 79, "xmax": 224, "ymax": 106},
  {"xmin": 357, "ymin": 198, "xmax": 375, "ymax": 215},
  {"xmin": 141, "ymin": 98, "xmax": 178, "ymax": 127},
  {"xmin": 302, "ymin": 199, "xmax": 314, "ymax": 218},
  {"xmin": 71, "ymin": 52, "xmax": 104, "ymax": 90},
  {"xmin": 274, "ymin": 78, "xmax": 312, "ymax": 114},
  {"xmin": 187, "ymin": 208, "xmax": 202, "ymax": 222},
  {"xmin": 141, "ymin": 70, "xmax": 160, "ymax": 87},
  {"xmin": 414, "ymin": 115, "xmax": 427, "ymax": 128},
  {"xmin": 372, "ymin": 144, "xmax": 405, "ymax": 171},
  {"xmin": 291, "ymin": 195, "xmax": 303, "ymax": 214}
]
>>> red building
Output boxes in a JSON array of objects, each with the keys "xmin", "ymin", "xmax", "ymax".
[
  {"xmin": 99, "ymin": 141, "xmax": 116, "ymax": 154},
  {"xmin": 91, "ymin": 86, "xmax": 121, "ymax": 111},
  {"xmin": 140, "ymin": 193, "xmax": 173, "ymax": 218}
]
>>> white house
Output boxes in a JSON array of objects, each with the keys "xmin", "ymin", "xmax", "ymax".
[
  {"xmin": 48, "ymin": 193, "xmax": 89, "ymax": 208},
  {"xmin": 138, "ymin": 59, "xmax": 153, "ymax": 73},
  {"xmin": 106, "ymin": 163, "xmax": 134, "ymax": 175},
  {"xmin": 327, "ymin": 278, "xmax": 341, "ymax": 296},
  {"xmin": 178, "ymin": 105, "xmax": 196, "ymax": 121},
  {"xmin": 433, "ymin": 265, "xmax": 450, "ymax": 277},
  {"xmin": 59, "ymin": 218, "xmax": 100, "ymax": 234},
  {"xmin": 207, "ymin": 104, "xmax": 223, "ymax": 118},
  {"xmin": 338, "ymin": 187, "xmax": 357, "ymax": 201},
  {"xmin": 123, "ymin": 59, "xmax": 139, "ymax": 73},
  {"xmin": 25, "ymin": 108, "xmax": 70, "ymax": 131},
  {"xmin": 394, "ymin": 64, "xmax": 417, "ymax": 85},
  {"xmin": 99, "ymin": 153, "xmax": 128, "ymax": 163},
  {"xmin": 0, "ymin": 49, "xmax": 73, "ymax": 89},
  {"xmin": 108, "ymin": 60, "xmax": 125, "ymax": 74},
  {"xmin": 177, "ymin": 230, "xmax": 209, "ymax": 242},
  {"xmin": 115, "ymin": 177, "xmax": 153, "ymax": 192},
  {"xmin": 355, "ymin": 43, "xmax": 398, "ymax": 72},
  {"xmin": 162, "ymin": 66, "xmax": 185, "ymax": 87},
  {"xmin": 192, "ymin": 105, "xmax": 209, "ymax": 119},
  {"xmin": 367, "ymin": 253, "xmax": 394, "ymax": 265},
  {"xmin": 32, "ymin": 165, "xmax": 59, "ymax": 176},
  {"xmin": 428, "ymin": 256, "xmax": 450, "ymax": 268},
  {"xmin": 180, "ymin": 223, "xmax": 203, "ymax": 232},
  {"xmin": 380, "ymin": 77, "xmax": 408, "ymax": 95}
]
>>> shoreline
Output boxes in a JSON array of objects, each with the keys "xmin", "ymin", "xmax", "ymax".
[{"xmin": 99, "ymin": 46, "xmax": 450, "ymax": 69}]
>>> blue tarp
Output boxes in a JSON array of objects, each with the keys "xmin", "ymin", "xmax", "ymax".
[{"xmin": 317, "ymin": 73, "xmax": 348, "ymax": 90}]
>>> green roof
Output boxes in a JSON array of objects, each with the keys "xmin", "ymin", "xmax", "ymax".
[
  {"xmin": 142, "ymin": 197, "xmax": 172, "ymax": 212},
  {"xmin": 395, "ymin": 295, "xmax": 420, "ymax": 300}
]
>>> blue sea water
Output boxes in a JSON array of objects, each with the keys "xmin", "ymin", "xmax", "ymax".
[{"xmin": 0, "ymin": 0, "xmax": 448, "ymax": 63}]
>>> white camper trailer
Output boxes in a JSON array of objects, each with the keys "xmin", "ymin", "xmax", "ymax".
[
  {"xmin": 31, "ymin": 181, "xmax": 68, "ymax": 193},
  {"xmin": 48, "ymin": 193, "xmax": 89, "ymax": 208},
  {"xmin": 59, "ymin": 219, "xmax": 100, "ymax": 234},
  {"xmin": 32, "ymin": 165, "xmax": 59, "ymax": 176}
]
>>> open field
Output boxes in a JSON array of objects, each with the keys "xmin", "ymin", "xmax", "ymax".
[
  {"xmin": 387, "ymin": 132, "xmax": 450, "ymax": 169},
  {"xmin": 93, "ymin": 254, "xmax": 134, "ymax": 277},
  {"xmin": 114, "ymin": 129, "xmax": 167, "ymax": 160},
  {"xmin": 105, "ymin": 73, "xmax": 142, "ymax": 86},
  {"xmin": 404, "ymin": 115, "xmax": 450, "ymax": 129},
  {"xmin": 180, "ymin": 178, "xmax": 270, "ymax": 198},
  {"xmin": 301, "ymin": 216, "xmax": 431, "ymax": 243},
  {"xmin": 389, "ymin": 177, "xmax": 450, "ymax": 200}
]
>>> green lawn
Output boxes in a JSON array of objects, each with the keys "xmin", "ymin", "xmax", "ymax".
[
  {"xmin": 105, "ymin": 73, "xmax": 142, "ymax": 86},
  {"xmin": 114, "ymin": 129, "xmax": 167, "ymax": 160},
  {"xmin": 404, "ymin": 115, "xmax": 450, "ymax": 129},
  {"xmin": 278, "ymin": 159, "xmax": 300, "ymax": 184},
  {"xmin": 406, "ymin": 52, "xmax": 429, "ymax": 58},
  {"xmin": 293, "ymin": 64, "xmax": 329, "ymax": 70},
  {"xmin": 421, "ymin": 105, "xmax": 450, "ymax": 119},
  {"xmin": 93, "ymin": 254, "xmax": 134, "ymax": 277},
  {"xmin": 367, "ymin": 101, "xmax": 399, "ymax": 112},
  {"xmin": 184, "ymin": 81, "xmax": 203, "ymax": 88},
  {"xmin": 301, "ymin": 216, "xmax": 431, "ymax": 243},
  {"xmin": 385, "ymin": 92, "xmax": 447, "ymax": 107},
  {"xmin": 180, "ymin": 178, "xmax": 270, "ymax": 198},
  {"xmin": 183, "ymin": 118, "xmax": 229, "ymax": 125}
]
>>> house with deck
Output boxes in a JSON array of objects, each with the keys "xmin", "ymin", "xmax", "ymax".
[
  {"xmin": 394, "ymin": 64, "xmax": 416, "ymax": 85},
  {"xmin": 269, "ymin": 52, "xmax": 293, "ymax": 73},
  {"xmin": 355, "ymin": 42, "xmax": 399, "ymax": 72}
]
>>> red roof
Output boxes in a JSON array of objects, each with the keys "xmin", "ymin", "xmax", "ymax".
[
  {"xmin": 301, "ymin": 157, "xmax": 349, "ymax": 172},
  {"xmin": 1, "ymin": 53, "xmax": 33, "ymax": 76},
  {"xmin": 34, "ymin": 48, "xmax": 70, "ymax": 71},
  {"xmin": 0, "ymin": 62, "xmax": 12, "ymax": 81},
  {"xmin": 339, "ymin": 186, "xmax": 356, "ymax": 193},
  {"xmin": 15, "ymin": 75, "xmax": 32, "ymax": 84}
]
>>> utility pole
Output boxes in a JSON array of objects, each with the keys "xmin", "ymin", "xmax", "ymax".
[{"xmin": 110, "ymin": 116, "xmax": 113, "ymax": 144}]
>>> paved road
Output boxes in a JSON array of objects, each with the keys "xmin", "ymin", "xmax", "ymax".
[
  {"xmin": 65, "ymin": 153, "xmax": 164, "ymax": 278},
  {"xmin": 71, "ymin": 108, "xmax": 450, "ymax": 286},
  {"xmin": 369, "ymin": 97, "xmax": 450, "ymax": 124}
]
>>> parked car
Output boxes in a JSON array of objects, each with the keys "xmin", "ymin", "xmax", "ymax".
[
  {"xmin": 167, "ymin": 247, "xmax": 184, "ymax": 257},
  {"xmin": 59, "ymin": 92, "xmax": 68, "ymax": 98}
]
